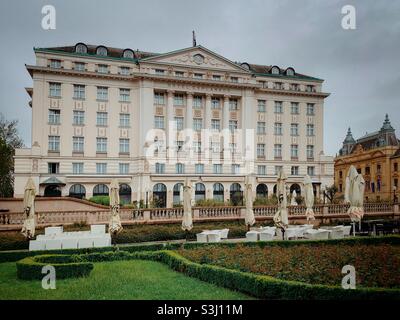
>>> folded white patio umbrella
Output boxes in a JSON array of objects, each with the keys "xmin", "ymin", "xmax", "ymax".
[
  {"xmin": 244, "ymin": 175, "xmax": 255, "ymax": 227},
  {"xmin": 21, "ymin": 177, "xmax": 36, "ymax": 239},
  {"xmin": 109, "ymin": 179, "xmax": 123, "ymax": 235},
  {"xmin": 273, "ymin": 170, "xmax": 289, "ymax": 230},
  {"xmin": 345, "ymin": 165, "xmax": 365, "ymax": 222},
  {"xmin": 290, "ymin": 190, "xmax": 298, "ymax": 206},
  {"xmin": 304, "ymin": 175, "xmax": 315, "ymax": 221},
  {"xmin": 182, "ymin": 178, "xmax": 193, "ymax": 231}
]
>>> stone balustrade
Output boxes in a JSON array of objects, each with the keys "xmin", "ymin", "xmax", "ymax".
[{"xmin": 0, "ymin": 202, "xmax": 398, "ymax": 229}]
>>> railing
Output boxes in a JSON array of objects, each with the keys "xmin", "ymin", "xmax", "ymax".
[{"xmin": 0, "ymin": 202, "xmax": 398, "ymax": 228}]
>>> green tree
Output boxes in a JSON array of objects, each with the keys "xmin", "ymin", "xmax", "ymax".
[{"xmin": 0, "ymin": 113, "xmax": 24, "ymax": 197}]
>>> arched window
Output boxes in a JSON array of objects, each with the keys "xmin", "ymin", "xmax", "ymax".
[
  {"xmin": 290, "ymin": 183, "xmax": 301, "ymax": 196},
  {"xmin": 119, "ymin": 184, "xmax": 131, "ymax": 205},
  {"xmin": 271, "ymin": 66, "xmax": 280, "ymax": 75},
  {"xmin": 256, "ymin": 184, "xmax": 268, "ymax": 198},
  {"xmin": 195, "ymin": 183, "xmax": 206, "ymax": 202},
  {"xmin": 69, "ymin": 184, "xmax": 86, "ymax": 199},
  {"xmin": 153, "ymin": 183, "xmax": 167, "ymax": 208},
  {"xmin": 44, "ymin": 185, "xmax": 62, "ymax": 197},
  {"xmin": 96, "ymin": 46, "xmax": 108, "ymax": 56},
  {"xmin": 230, "ymin": 183, "xmax": 242, "ymax": 205},
  {"xmin": 75, "ymin": 43, "xmax": 87, "ymax": 54},
  {"xmin": 123, "ymin": 49, "xmax": 134, "ymax": 59},
  {"xmin": 93, "ymin": 184, "xmax": 109, "ymax": 196},
  {"xmin": 213, "ymin": 183, "xmax": 224, "ymax": 202},
  {"xmin": 273, "ymin": 184, "xmax": 277, "ymax": 195},
  {"xmin": 286, "ymin": 67, "xmax": 295, "ymax": 76},
  {"xmin": 173, "ymin": 183, "xmax": 183, "ymax": 205}
]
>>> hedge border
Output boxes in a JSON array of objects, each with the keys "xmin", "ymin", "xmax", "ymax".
[
  {"xmin": 16, "ymin": 254, "xmax": 93, "ymax": 280},
  {"xmin": 1, "ymin": 235, "xmax": 399, "ymax": 263},
  {"xmin": 17, "ymin": 250, "xmax": 400, "ymax": 299}
]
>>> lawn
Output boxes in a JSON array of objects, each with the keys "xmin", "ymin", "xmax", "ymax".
[
  {"xmin": 178, "ymin": 243, "xmax": 400, "ymax": 289},
  {"xmin": 0, "ymin": 259, "xmax": 253, "ymax": 300}
]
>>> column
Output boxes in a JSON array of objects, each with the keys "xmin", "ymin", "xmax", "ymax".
[
  {"xmin": 186, "ymin": 92, "xmax": 193, "ymax": 130},
  {"xmin": 205, "ymin": 94, "xmax": 212, "ymax": 129},
  {"xmin": 223, "ymin": 95, "xmax": 230, "ymax": 129},
  {"xmin": 166, "ymin": 90, "xmax": 174, "ymax": 151}
]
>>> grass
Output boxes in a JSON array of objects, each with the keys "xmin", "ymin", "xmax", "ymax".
[{"xmin": 0, "ymin": 260, "xmax": 253, "ymax": 300}]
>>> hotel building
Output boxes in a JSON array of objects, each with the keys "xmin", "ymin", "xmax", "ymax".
[{"xmin": 14, "ymin": 43, "xmax": 333, "ymax": 207}]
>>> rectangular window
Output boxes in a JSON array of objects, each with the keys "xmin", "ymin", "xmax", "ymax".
[
  {"xmin": 48, "ymin": 136, "xmax": 60, "ymax": 152},
  {"xmin": 176, "ymin": 163, "xmax": 185, "ymax": 174},
  {"xmin": 231, "ymin": 77, "xmax": 239, "ymax": 83},
  {"xmin": 195, "ymin": 164, "xmax": 204, "ymax": 174},
  {"xmin": 96, "ymin": 137, "xmax": 107, "ymax": 153},
  {"xmin": 274, "ymin": 101, "xmax": 283, "ymax": 114},
  {"xmin": 307, "ymin": 103, "xmax": 315, "ymax": 115},
  {"xmin": 119, "ymin": 138, "xmax": 129, "ymax": 153},
  {"xmin": 229, "ymin": 120, "xmax": 238, "ymax": 132},
  {"xmin": 306, "ymin": 85, "xmax": 315, "ymax": 92},
  {"xmin": 154, "ymin": 92, "xmax": 165, "ymax": 105},
  {"xmin": 97, "ymin": 86, "xmax": 108, "ymax": 100},
  {"xmin": 307, "ymin": 124, "xmax": 315, "ymax": 136},
  {"xmin": 231, "ymin": 164, "xmax": 240, "ymax": 174},
  {"xmin": 97, "ymin": 64, "xmax": 109, "ymax": 74},
  {"xmin": 174, "ymin": 117, "xmax": 184, "ymax": 131},
  {"xmin": 211, "ymin": 98, "xmax": 220, "ymax": 109},
  {"xmin": 155, "ymin": 163, "xmax": 165, "ymax": 174},
  {"xmin": 96, "ymin": 163, "xmax": 107, "ymax": 174},
  {"xmin": 175, "ymin": 71, "xmax": 184, "ymax": 77},
  {"xmin": 154, "ymin": 116, "xmax": 165, "ymax": 129},
  {"xmin": 257, "ymin": 100, "xmax": 266, "ymax": 112},
  {"xmin": 275, "ymin": 166, "xmax": 283, "ymax": 175},
  {"xmin": 193, "ymin": 96, "xmax": 202, "ymax": 108},
  {"xmin": 213, "ymin": 75, "xmax": 221, "ymax": 81},
  {"xmin": 119, "ymin": 88, "xmax": 130, "ymax": 102},
  {"xmin": 73, "ymin": 84, "xmax": 85, "ymax": 99},
  {"xmin": 119, "ymin": 163, "xmax": 129, "ymax": 174},
  {"xmin": 274, "ymin": 82, "xmax": 283, "ymax": 90},
  {"xmin": 211, "ymin": 142, "xmax": 221, "ymax": 153},
  {"xmin": 72, "ymin": 162, "xmax": 83, "ymax": 174},
  {"xmin": 257, "ymin": 165, "xmax": 266, "ymax": 175},
  {"xmin": 50, "ymin": 59, "xmax": 61, "ymax": 68},
  {"xmin": 291, "ymin": 83, "xmax": 299, "ymax": 91},
  {"xmin": 120, "ymin": 113, "xmax": 130, "ymax": 127},
  {"xmin": 74, "ymin": 62, "xmax": 85, "ymax": 71},
  {"xmin": 73, "ymin": 136, "xmax": 84, "ymax": 153},
  {"xmin": 229, "ymin": 98, "xmax": 238, "ymax": 110},
  {"xmin": 48, "ymin": 109, "xmax": 60, "ymax": 124},
  {"xmin": 291, "ymin": 102, "xmax": 299, "ymax": 114},
  {"xmin": 73, "ymin": 110, "xmax": 85, "ymax": 125},
  {"xmin": 48, "ymin": 162, "xmax": 59, "ymax": 174},
  {"xmin": 307, "ymin": 145, "xmax": 314, "ymax": 159},
  {"xmin": 291, "ymin": 166, "xmax": 299, "ymax": 176},
  {"xmin": 229, "ymin": 143, "xmax": 237, "ymax": 153},
  {"xmin": 176, "ymin": 140, "xmax": 184, "ymax": 151},
  {"xmin": 213, "ymin": 164, "xmax": 223, "ymax": 174},
  {"xmin": 257, "ymin": 122, "xmax": 266, "ymax": 134},
  {"xmin": 274, "ymin": 144, "xmax": 282, "ymax": 159},
  {"xmin": 49, "ymin": 82, "xmax": 61, "ymax": 97},
  {"xmin": 291, "ymin": 144, "xmax": 298, "ymax": 159},
  {"xmin": 307, "ymin": 166, "xmax": 315, "ymax": 176},
  {"xmin": 257, "ymin": 144, "xmax": 265, "ymax": 158},
  {"xmin": 211, "ymin": 119, "xmax": 221, "ymax": 131},
  {"xmin": 274, "ymin": 123, "xmax": 283, "ymax": 135},
  {"xmin": 194, "ymin": 73, "xmax": 203, "ymax": 79},
  {"xmin": 290, "ymin": 123, "xmax": 299, "ymax": 136},
  {"xmin": 174, "ymin": 94, "xmax": 184, "ymax": 106},
  {"xmin": 120, "ymin": 66, "xmax": 130, "ymax": 75},
  {"xmin": 96, "ymin": 112, "xmax": 108, "ymax": 126},
  {"xmin": 193, "ymin": 141, "xmax": 202, "ymax": 153},
  {"xmin": 193, "ymin": 118, "xmax": 203, "ymax": 131},
  {"xmin": 155, "ymin": 69, "xmax": 165, "ymax": 75}
]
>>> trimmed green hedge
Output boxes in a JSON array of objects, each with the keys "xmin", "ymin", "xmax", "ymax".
[
  {"xmin": 19, "ymin": 250, "xmax": 400, "ymax": 299},
  {"xmin": 16, "ymin": 254, "xmax": 93, "ymax": 280}
]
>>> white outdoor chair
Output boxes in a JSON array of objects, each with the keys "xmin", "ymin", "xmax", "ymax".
[
  {"xmin": 45, "ymin": 226, "xmax": 63, "ymax": 236},
  {"xmin": 90, "ymin": 224, "xmax": 106, "ymax": 234},
  {"xmin": 196, "ymin": 232, "xmax": 208, "ymax": 243},
  {"xmin": 246, "ymin": 231, "xmax": 259, "ymax": 241},
  {"xmin": 29, "ymin": 240, "xmax": 46, "ymax": 251},
  {"xmin": 93, "ymin": 236, "xmax": 112, "ymax": 248},
  {"xmin": 62, "ymin": 238, "xmax": 79, "ymax": 249},
  {"xmin": 207, "ymin": 232, "xmax": 221, "ymax": 243},
  {"xmin": 341, "ymin": 226, "xmax": 352, "ymax": 237},
  {"xmin": 218, "ymin": 228, "xmax": 229, "ymax": 239},
  {"xmin": 328, "ymin": 229, "xmax": 344, "ymax": 239},
  {"xmin": 78, "ymin": 238, "xmax": 94, "ymax": 249},
  {"xmin": 45, "ymin": 239, "xmax": 62, "ymax": 250},
  {"xmin": 285, "ymin": 227, "xmax": 304, "ymax": 240},
  {"xmin": 304, "ymin": 229, "xmax": 330, "ymax": 240},
  {"xmin": 260, "ymin": 227, "xmax": 275, "ymax": 241}
]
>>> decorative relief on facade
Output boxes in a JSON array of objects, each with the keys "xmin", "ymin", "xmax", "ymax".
[
  {"xmin": 98, "ymin": 127, "xmax": 106, "ymax": 137},
  {"xmin": 74, "ymin": 127, "xmax": 83, "ymax": 136},
  {"xmin": 49, "ymin": 126, "xmax": 59, "ymax": 135},
  {"xmin": 98, "ymin": 103, "xmax": 107, "ymax": 111},
  {"xmin": 194, "ymin": 110, "xmax": 202, "ymax": 118},
  {"xmin": 155, "ymin": 107, "xmax": 164, "ymax": 115},
  {"xmin": 258, "ymin": 114, "xmax": 265, "ymax": 121},
  {"xmin": 50, "ymin": 99, "xmax": 61, "ymax": 109},
  {"xmin": 121, "ymin": 104, "xmax": 129, "ymax": 113},
  {"xmin": 230, "ymin": 112, "xmax": 237, "ymax": 120},
  {"xmin": 212, "ymin": 110, "xmax": 220, "ymax": 119},
  {"xmin": 32, "ymin": 159, "xmax": 38, "ymax": 173},
  {"xmin": 175, "ymin": 108, "xmax": 184, "ymax": 117},
  {"xmin": 74, "ymin": 100, "xmax": 84, "ymax": 110},
  {"xmin": 120, "ymin": 129, "xmax": 129, "ymax": 138}
]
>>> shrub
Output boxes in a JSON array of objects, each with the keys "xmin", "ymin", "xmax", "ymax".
[
  {"xmin": 16, "ymin": 255, "xmax": 93, "ymax": 280},
  {"xmin": 89, "ymin": 195, "xmax": 110, "ymax": 206},
  {"xmin": 195, "ymin": 199, "xmax": 227, "ymax": 207}
]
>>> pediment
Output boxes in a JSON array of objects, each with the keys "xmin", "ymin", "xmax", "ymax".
[{"xmin": 140, "ymin": 46, "xmax": 249, "ymax": 73}]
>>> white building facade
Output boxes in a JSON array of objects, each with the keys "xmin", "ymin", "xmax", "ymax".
[{"xmin": 14, "ymin": 43, "xmax": 334, "ymax": 207}]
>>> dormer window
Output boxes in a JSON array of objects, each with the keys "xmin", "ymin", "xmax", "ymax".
[
  {"xmin": 96, "ymin": 46, "xmax": 108, "ymax": 56},
  {"xmin": 286, "ymin": 67, "xmax": 295, "ymax": 76},
  {"xmin": 97, "ymin": 64, "xmax": 109, "ymax": 74},
  {"xmin": 122, "ymin": 49, "xmax": 134, "ymax": 59},
  {"xmin": 241, "ymin": 63, "xmax": 250, "ymax": 71},
  {"xmin": 271, "ymin": 66, "xmax": 280, "ymax": 75},
  {"xmin": 75, "ymin": 43, "xmax": 88, "ymax": 54}
]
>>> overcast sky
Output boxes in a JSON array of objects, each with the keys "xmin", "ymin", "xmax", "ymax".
[{"xmin": 0, "ymin": 0, "xmax": 399, "ymax": 156}]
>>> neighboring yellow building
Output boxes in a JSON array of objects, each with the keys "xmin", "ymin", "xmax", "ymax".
[{"xmin": 334, "ymin": 115, "xmax": 400, "ymax": 202}]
